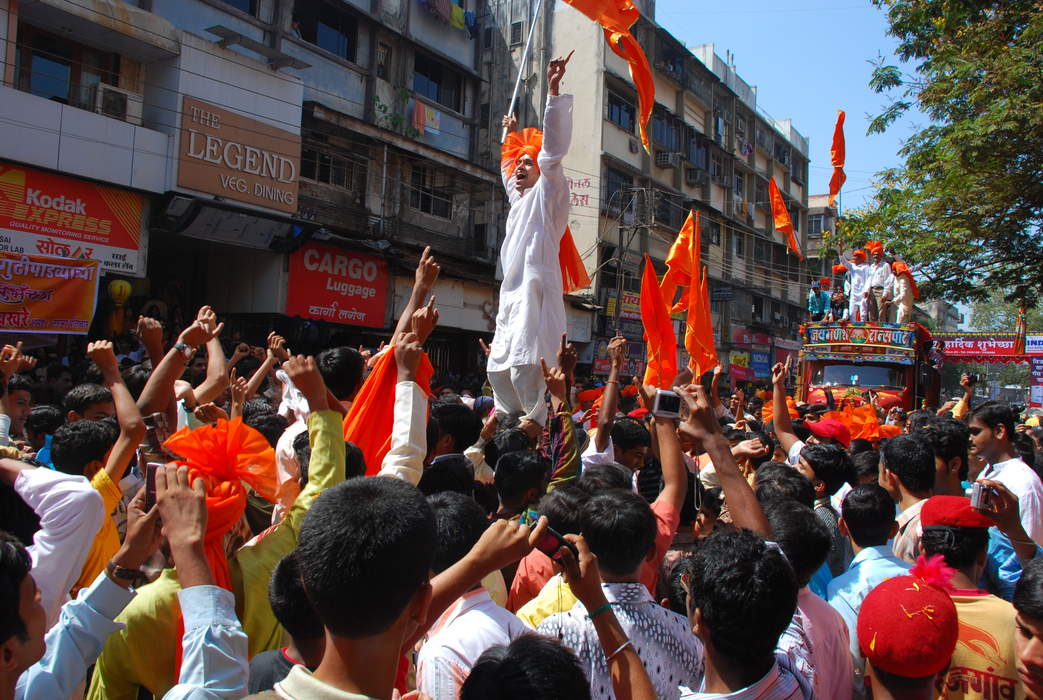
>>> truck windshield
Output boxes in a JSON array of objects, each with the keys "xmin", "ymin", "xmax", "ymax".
[{"xmin": 811, "ymin": 364, "xmax": 907, "ymax": 389}]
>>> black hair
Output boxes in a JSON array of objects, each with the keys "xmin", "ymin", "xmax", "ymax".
[
  {"xmin": 25, "ymin": 404, "xmax": 63, "ymax": 437},
  {"xmin": 574, "ymin": 463, "xmax": 632, "ymax": 493},
  {"xmin": 918, "ymin": 417, "xmax": 970, "ymax": 481},
  {"xmin": 494, "ymin": 450, "xmax": 549, "ymax": 507},
  {"xmin": 610, "ymin": 417, "xmax": 650, "ymax": 452},
  {"xmin": 799, "ymin": 443, "xmax": 854, "ymax": 496},
  {"xmin": 906, "ymin": 409, "xmax": 935, "ymax": 434},
  {"xmin": 268, "ymin": 551, "xmax": 323, "ymax": 641},
  {"xmin": 922, "ymin": 525, "xmax": 989, "ymax": 570},
  {"xmin": 690, "ymin": 528, "xmax": 797, "ymax": 667},
  {"xmin": 46, "ymin": 364, "xmax": 72, "ymax": 381},
  {"xmin": 665, "ymin": 555, "xmax": 696, "ymax": 615},
  {"xmin": 461, "ymin": 634, "xmax": 591, "ymax": 700},
  {"xmin": 428, "ymin": 402, "xmax": 482, "ymax": 454},
  {"xmin": 747, "ymin": 430, "xmax": 776, "ymax": 470},
  {"xmin": 62, "ymin": 383, "xmax": 112, "ymax": 415},
  {"xmin": 841, "ymin": 484, "xmax": 895, "ymax": 547},
  {"xmin": 297, "ymin": 477, "xmax": 434, "ymax": 638},
  {"xmin": 700, "ymin": 485, "xmax": 723, "ymax": 518},
  {"xmin": 754, "ymin": 462, "xmax": 814, "ymax": 508},
  {"xmin": 121, "ymin": 363, "xmax": 152, "ymax": 401},
  {"xmin": 7, "ymin": 374, "xmax": 32, "ymax": 395},
  {"xmin": 50, "ymin": 420, "xmax": 117, "ymax": 475},
  {"xmin": 724, "ymin": 429, "xmax": 746, "ymax": 443},
  {"xmin": 486, "ymin": 428, "xmax": 531, "ymax": 469},
  {"xmin": 537, "ymin": 484, "xmax": 588, "ymax": 535},
  {"xmin": 345, "ymin": 441, "xmax": 365, "ymax": 480},
  {"xmin": 851, "ymin": 450, "xmax": 881, "ymax": 482},
  {"xmin": 241, "ymin": 398, "xmax": 274, "ymax": 423},
  {"xmin": 849, "ymin": 438, "xmax": 874, "ymax": 455},
  {"xmin": 419, "ymin": 454, "xmax": 474, "ymax": 498},
  {"xmin": 880, "ymin": 433, "xmax": 936, "ymax": 494},
  {"xmin": 0, "ymin": 531, "xmax": 32, "ymax": 644},
  {"xmin": 970, "ymin": 401, "xmax": 1017, "ymax": 442},
  {"xmin": 1014, "ymin": 558, "xmax": 1043, "ymax": 621},
  {"xmin": 428, "ymin": 491, "xmax": 489, "ymax": 574},
  {"xmin": 294, "ymin": 429, "xmax": 366, "ymax": 488},
  {"xmin": 581, "ymin": 490, "xmax": 656, "ymax": 577},
  {"xmin": 764, "ymin": 500, "xmax": 831, "ymax": 586},
  {"xmin": 316, "ymin": 346, "xmax": 364, "ymax": 401},
  {"xmin": 245, "ymin": 412, "xmax": 288, "ymax": 449}
]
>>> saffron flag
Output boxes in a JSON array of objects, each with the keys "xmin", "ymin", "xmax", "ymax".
[
  {"xmin": 559, "ymin": 226, "xmax": 591, "ymax": 293},
  {"xmin": 640, "ymin": 255, "xmax": 678, "ymax": 389},
  {"xmin": 343, "ymin": 346, "xmax": 434, "ymax": 474},
  {"xmin": 562, "ymin": 0, "xmax": 654, "ymax": 154},
  {"xmin": 684, "ymin": 234, "xmax": 717, "ymax": 377},
  {"xmin": 1014, "ymin": 303, "xmax": 1027, "ymax": 355},
  {"xmin": 828, "ymin": 110, "xmax": 846, "ymax": 208},
  {"xmin": 769, "ymin": 177, "xmax": 803, "ymax": 260},
  {"xmin": 659, "ymin": 210, "xmax": 697, "ymax": 313},
  {"xmin": 696, "ymin": 267, "xmax": 718, "ymax": 376}
]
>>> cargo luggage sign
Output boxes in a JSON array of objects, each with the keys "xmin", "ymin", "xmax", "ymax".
[
  {"xmin": 286, "ymin": 242, "xmax": 387, "ymax": 327},
  {"xmin": 0, "ymin": 251, "xmax": 100, "ymax": 334},
  {"xmin": 0, "ymin": 162, "xmax": 145, "ymax": 275}
]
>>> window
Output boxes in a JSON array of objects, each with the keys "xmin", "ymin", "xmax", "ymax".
[
  {"xmin": 710, "ymin": 153, "xmax": 723, "ymax": 178},
  {"xmin": 603, "ymin": 166, "xmax": 632, "ymax": 215},
  {"xmin": 410, "ymin": 166, "xmax": 452, "ymax": 218},
  {"xmin": 219, "ymin": 0, "xmax": 255, "ymax": 14},
  {"xmin": 655, "ymin": 191, "xmax": 683, "ymax": 229},
  {"xmin": 808, "ymin": 214, "xmax": 824, "ymax": 237},
  {"xmin": 733, "ymin": 173, "xmax": 745, "ymax": 199},
  {"xmin": 705, "ymin": 219, "xmax": 721, "ymax": 246},
  {"xmin": 16, "ymin": 24, "xmax": 119, "ymax": 110},
  {"xmin": 295, "ymin": 1, "xmax": 358, "ymax": 62},
  {"xmin": 773, "ymin": 140, "xmax": 790, "ymax": 165},
  {"xmin": 752, "ymin": 296, "xmax": 764, "ymax": 321},
  {"xmin": 755, "ymin": 239, "xmax": 770, "ymax": 264},
  {"xmin": 376, "ymin": 42, "xmax": 391, "ymax": 80},
  {"xmin": 732, "ymin": 231, "xmax": 745, "ymax": 258},
  {"xmin": 656, "ymin": 45, "xmax": 684, "ymax": 80},
  {"xmin": 607, "ymin": 91, "xmax": 635, "ymax": 132},
  {"xmin": 301, "ymin": 149, "xmax": 367, "ymax": 190},
  {"xmin": 686, "ymin": 132, "xmax": 707, "ymax": 170},
  {"xmin": 790, "ymin": 210, "xmax": 799, "ymax": 232},
  {"xmin": 755, "ymin": 180, "xmax": 767, "ymax": 209},
  {"xmin": 413, "ymin": 53, "xmax": 462, "ymax": 112},
  {"xmin": 735, "ymin": 114, "xmax": 747, "ymax": 139},
  {"xmin": 651, "ymin": 111, "xmax": 678, "ymax": 150},
  {"xmin": 510, "ymin": 20, "xmax": 524, "ymax": 45}
]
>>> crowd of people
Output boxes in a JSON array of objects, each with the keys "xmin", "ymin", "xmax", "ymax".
[{"xmin": 4, "ymin": 55, "xmax": 1043, "ymax": 700}]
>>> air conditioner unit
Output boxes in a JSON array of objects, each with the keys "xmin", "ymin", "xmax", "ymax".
[
  {"xmin": 628, "ymin": 139, "xmax": 640, "ymax": 154},
  {"xmin": 655, "ymin": 151, "xmax": 681, "ymax": 169},
  {"xmin": 93, "ymin": 84, "xmax": 143, "ymax": 125},
  {"xmin": 685, "ymin": 167, "xmax": 707, "ymax": 186},
  {"xmin": 710, "ymin": 174, "xmax": 729, "ymax": 186}
]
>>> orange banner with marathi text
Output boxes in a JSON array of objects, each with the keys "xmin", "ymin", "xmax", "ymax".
[{"xmin": 0, "ymin": 251, "xmax": 100, "ymax": 334}]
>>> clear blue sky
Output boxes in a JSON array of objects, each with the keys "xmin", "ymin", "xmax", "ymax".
[{"xmin": 654, "ymin": 0, "xmax": 924, "ymax": 211}]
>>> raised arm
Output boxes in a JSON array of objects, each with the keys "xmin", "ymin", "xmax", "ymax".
[
  {"xmin": 652, "ymin": 389, "xmax": 687, "ymax": 513},
  {"xmin": 192, "ymin": 307, "xmax": 230, "ymax": 405},
  {"xmin": 594, "ymin": 335, "xmax": 627, "ymax": 453},
  {"xmin": 138, "ymin": 314, "xmax": 223, "ymax": 427},
  {"xmin": 542, "ymin": 358, "xmax": 579, "ymax": 491},
  {"xmin": 679, "ymin": 384, "xmax": 770, "ymax": 538},
  {"xmin": 378, "ymin": 334, "xmax": 428, "ymax": 486},
  {"xmin": 770, "ymin": 359, "xmax": 801, "ymax": 455},
  {"xmin": 88, "ymin": 341, "xmax": 145, "ymax": 482},
  {"xmin": 537, "ymin": 52, "xmax": 574, "ymax": 170},
  {"xmin": 390, "ymin": 247, "xmax": 440, "ymax": 348}
]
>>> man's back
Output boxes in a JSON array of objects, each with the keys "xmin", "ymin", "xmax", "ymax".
[
  {"xmin": 827, "ymin": 545, "xmax": 910, "ymax": 661},
  {"xmin": 777, "ymin": 588, "xmax": 852, "ymax": 700},
  {"xmin": 936, "ymin": 590, "xmax": 1018, "ymax": 699},
  {"xmin": 537, "ymin": 581, "xmax": 703, "ymax": 699}
]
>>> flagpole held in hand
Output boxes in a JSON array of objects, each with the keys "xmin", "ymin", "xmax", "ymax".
[{"xmin": 501, "ymin": 0, "xmax": 545, "ymax": 142}]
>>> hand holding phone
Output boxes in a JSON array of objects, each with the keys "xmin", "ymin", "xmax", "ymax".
[{"xmin": 533, "ymin": 524, "xmax": 578, "ymax": 561}]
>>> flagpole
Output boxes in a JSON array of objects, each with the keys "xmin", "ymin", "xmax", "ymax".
[{"xmin": 501, "ymin": 0, "xmax": 545, "ymax": 142}]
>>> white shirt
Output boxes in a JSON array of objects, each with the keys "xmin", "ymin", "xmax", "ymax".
[
  {"xmin": 981, "ymin": 457, "xmax": 1043, "ymax": 544},
  {"xmin": 487, "ymin": 93, "xmax": 573, "ymax": 372},
  {"xmin": 891, "ymin": 273, "xmax": 914, "ymax": 302},
  {"xmin": 379, "ymin": 381, "xmax": 428, "ymax": 486},
  {"xmin": 416, "ymin": 587, "xmax": 527, "ymax": 699},
  {"xmin": 866, "ymin": 260, "xmax": 894, "ymax": 292},
  {"xmin": 841, "ymin": 258, "xmax": 870, "ymax": 299}
]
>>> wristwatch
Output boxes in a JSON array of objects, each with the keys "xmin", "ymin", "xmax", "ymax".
[
  {"xmin": 173, "ymin": 342, "xmax": 195, "ymax": 359},
  {"xmin": 106, "ymin": 560, "xmax": 147, "ymax": 589}
]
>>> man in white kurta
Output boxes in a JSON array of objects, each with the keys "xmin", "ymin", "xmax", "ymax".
[
  {"xmin": 864, "ymin": 242, "xmax": 895, "ymax": 322},
  {"xmin": 488, "ymin": 58, "xmax": 573, "ymax": 426},
  {"xmin": 839, "ymin": 247, "xmax": 870, "ymax": 322},
  {"xmin": 890, "ymin": 262, "xmax": 916, "ymax": 323}
]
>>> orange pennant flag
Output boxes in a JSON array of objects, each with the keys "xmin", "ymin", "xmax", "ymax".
[
  {"xmin": 685, "ymin": 242, "xmax": 717, "ymax": 377},
  {"xmin": 562, "ymin": 0, "xmax": 655, "ymax": 154},
  {"xmin": 660, "ymin": 210, "xmax": 697, "ymax": 313},
  {"xmin": 828, "ymin": 110, "xmax": 846, "ymax": 208},
  {"xmin": 769, "ymin": 177, "xmax": 803, "ymax": 260},
  {"xmin": 559, "ymin": 225, "xmax": 591, "ymax": 294},
  {"xmin": 343, "ymin": 346, "xmax": 434, "ymax": 474},
  {"xmin": 640, "ymin": 254, "xmax": 678, "ymax": 389}
]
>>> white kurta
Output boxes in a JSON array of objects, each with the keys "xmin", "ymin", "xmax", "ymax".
[
  {"xmin": 866, "ymin": 261, "xmax": 894, "ymax": 293},
  {"xmin": 892, "ymin": 274, "xmax": 915, "ymax": 322},
  {"xmin": 841, "ymin": 258, "xmax": 870, "ymax": 321},
  {"xmin": 487, "ymin": 93, "xmax": 573, "ymax": 373}
]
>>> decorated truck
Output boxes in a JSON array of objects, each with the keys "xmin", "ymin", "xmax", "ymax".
[{"xmin": 795, "ymin": 322, "xmax": 941, "ymax": 411}]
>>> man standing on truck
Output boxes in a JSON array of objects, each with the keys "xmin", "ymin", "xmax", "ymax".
[
  {"xmin": 837, "ymin": 246, "xmax": 870, "ymax": 322},
  {"xmin": 864, "ymin": 241, "xmax": 894, "ymax": 322}
]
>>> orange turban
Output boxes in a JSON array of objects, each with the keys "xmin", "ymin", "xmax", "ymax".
[
  {"xmin": 832, "ymin": 264, "xmax": 848, "ymax": 275},
  {"xmin": 852, "ymin": 249, "xmax": 867, "ymax": 262},
  {"xmin": 892, "ymin": 261, "xmax": 920, "ymax": 299},
  {"xmin": 578, "ymin": 388, "xmax": 600, "ymax": 403},
  {"xmin": 818, "ymin": 277, "xmax": 832, "ymax": 290},
  {"xmin": 501, "ymin": 127, "xmax": 543, "ymax": 179},
  {"xmin": 620, "ymin": 384, "xmax": 639, "ymax": 398},
  {"xmin": 865, "ymin": 240, "xmax": 884, "ymax": 257}
]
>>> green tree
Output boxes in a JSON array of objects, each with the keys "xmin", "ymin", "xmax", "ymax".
[
  {"xmin": 834, "ymin": 1, "xmax": 1043, "ymax": 306},
  {"xmin": 970, "ymin": 290, "xmax": 1043, "ymax": 332}
]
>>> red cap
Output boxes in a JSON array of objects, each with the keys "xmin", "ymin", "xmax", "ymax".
[
  {"xmin": 807, "ymin": 417, "xmax": 851, "ymax": 449},
  {"xmin": 628, "ymin": 408, "xmax": 650, "ymax": 420},
  {"xmin": 920, "ymin": 495, "xmax": 992, "ymax": 529},
  {"xmin": 857, "ymin": 573, "xmax": 958, "ymax": 677},
  {"xmin": 578, "ymin": 389, "xmax": 600, "ymax": 403},
  {"xmin": 620, "ymin": 385, "xmax": 639, "ymax": 397}
]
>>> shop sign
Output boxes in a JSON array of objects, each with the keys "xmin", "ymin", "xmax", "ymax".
[
  {"xmin": 710, "ymin": 286, "xmax": 734, "ymax": 302},
  {"xmin": 751, "ymin": 351, "xmax": 771, "ymax": 378},
  {"xmin": 732, "ymin": 326, "xmax": 773, "ymax": 346},
  {"xmin": 0, "ymin": 161, "xmax": 145, "ymax": 275},
  {"xmin": 178, "ymin": 96, "xmax": 301, "ymax": 215},
  {"xmin": 616, "ymin": 318, "xmax": 645, "ymax": 340},
  {"xmin": 729, "ymin": 350, "xmax": 753, "ymax": 381},
  {"xmin": 934, "ymin": 333, "xmax": 1043, "ymax": 358},
  {"xmin": 286, "ymin": 242, "xmax": 387, "ymax": 327},
  {"xmin": 1033, "ymin": 357, "xmax": 1043, "ymax": 384},
  {"xmin": 0, "ymin": 251, "xmax": 99, "ymax": 334},
  {"xmin": 773, "ymin": 336, "xmax": 802, "ymax": 351},
  {"xmin": 592, "ymin": 336, "xmax": 645, "ymax": 375},
  {"xmin": 603, "ymin": 290, "xmax": 642, "ymax": 321},
  {"xmin": 805, "ymin": 323, "xmax": 916, "ymax": 349}
]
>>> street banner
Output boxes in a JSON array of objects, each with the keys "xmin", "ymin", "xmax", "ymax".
[
  {"xmin": 934, "ymin": 332, "xmax": 1043, "ymax": 359},
  {"xmin": 0, "ymin": 252, "xmax": 100, "ymax": 334},
  {"xmin": 1031, "ymin": 357, "xmax": 1043, "ymax": 407},
  {"xmin": 286, "ymin": 242, "xmax": 387, "ymax": 327},
  {"xmin": 0, "ymin": 162, "xmax": 145, "ymax": 275}
]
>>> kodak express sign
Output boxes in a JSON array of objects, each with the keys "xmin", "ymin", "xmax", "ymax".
[{"xmin": 0, "ymin": 162, "xmax": 145, "ymax": 275}]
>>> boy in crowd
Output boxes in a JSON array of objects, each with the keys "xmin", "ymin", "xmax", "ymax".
[
  {"xmin": 1013, "ymin": 559, "xmax": 1043, "ymax": 700},
  {"xmin": 63, "ymin": 382, "xmax": 115, "ymax": 423},
  {"xmin": 879, "ymin": 433, "xmax": 935, "ymax": 563},
  {"xmin": 793, "ymin": 443, "xmax": 854, "ymax": 576}
]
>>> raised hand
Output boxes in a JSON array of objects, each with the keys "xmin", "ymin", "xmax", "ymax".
[
  {"xmin": 557, "ymin": 333, "xmax": 578, "ymax": 377},
  {"xmin": 231, "ymin": 343, "xmax": 250, "ymax": 362},
  {"xmin": 268, "ymin": 332, "xmax": 290, "ymax": 362},
  {"xmin": 229, "ymin": 369, "xmax": 249, "ymax": 419},
  {"xmin": 478, "ymin": 338, "xmax": 491, "ymax": 358},
  {"xmin": 250, "ymin": 346, "xmax": 266, "ymax": 362},
  {"xmin": 556, "ymin": 534, "xmax": 606, "ymax": 609},
  {"xmin": 501, "ymin": 114, "xmax": 518, "ymax": 133},
  {"xmin": 411, "ymin": 296, "xmax": 439, "ymax": 344},
  {"xmin": 607, "ymin": 335, "xmax": 627, "ymax": 367},
  {"xmin": 415, "ymin": 246, "xmax": 440, "ymax": 295},
  {"xmin": 479, "ymin": 411, "xmax": 498, "ymax": 443},
  {"xmin": 464, "ymin": 516, "xmax": 549, "ymax": 574},
  {"xmin": 678, "ymin": 383, "xmax": 725, "ymax": 446},
  {"xmin": 113, "ymin": 487, "xmax": 163, "ymax": 572},
  {"xmin": 540, "ymin": 357, "xmax": 567, "ymax": 403},
  {"xmin": 395, "ymin": 332, "xmax": 423, "ymax": 383},
  {"xmin": 547, "ymin": 50, "xmax": 574, "ymax": 96},
  {"xmin": 283, "ymin": 355, "xmax": 328, "ymax": 412},
  {"xmin": 86, "ymin": 340, "xmax": 120, "ymax": 379},
  {"xmin": 193, "ymin": 402, "xmax": 228, "ymax": 424},
  {"xmin": 0, "ymin": 344, "xmax": 23, "ymax": 379}
]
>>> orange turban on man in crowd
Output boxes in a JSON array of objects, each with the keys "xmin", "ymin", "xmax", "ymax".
[
  {"xmin": 819, "ymin": 277, "xmax": 832, "ymax": 290},
  {"xmin": 865, "ymin": 240, "xmax": 884, "ymax": 258},
  {"xmin": 851, "ymin": 249, "xmax": 867, "ymax": 263}
]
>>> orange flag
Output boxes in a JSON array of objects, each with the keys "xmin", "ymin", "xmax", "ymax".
[
  {"xmin": 828, "ymin": 110, "xmax": 846, "ymax": 208},
  {"xmin": 769, "ymin": 177, "xmax": 803, "ymax": 260},
  {"xmin": 559, "ymin": 226, "xmax": 591, "ymax": 293},
  {"xmin": 695, "ymin": 267, "xmax": 718, "ymax": 376},
  {"xmin": 640, "ymin": 255, "xmax": 678, "ymax": 389},
  {"xmin": 562, "ymin": 0, "xmax": 654, "ymax": 154},
  {"xmin": 343, "ymin": 346, "xmax": 434, "ymax": 474},
  {"xmin": 685, "ymin": 240, "xmax": 717, "ymax": 377},
  {"xmin": 659, "ymin": 210, "xmax": 697, "ymax": 313},
  {"xmin": 1014, "ymin": 302, "xmax": 1027, "ymax": 355}
]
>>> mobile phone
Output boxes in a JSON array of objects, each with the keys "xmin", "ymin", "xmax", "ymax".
[
  {"xmin": 534, "ymin": 525, "xmax": 578, "ymax": 561},
  {"xmin": 970, "ymin": 482, "xmax": 994, "ymax": 511},
  {"xmin": 143, "ymin": 462, "xmax": 160, "ymax": 512},
  {"xmin": 653, "ymin": 389, "xmax": 682, "ymax": 418}
]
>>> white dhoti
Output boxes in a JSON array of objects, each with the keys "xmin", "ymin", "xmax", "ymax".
[{"xmin": 487, "ymin": 363, "xmax": 547, "ymax": 425}]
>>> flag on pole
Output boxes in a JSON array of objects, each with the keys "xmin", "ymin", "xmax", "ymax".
[
  {"xmin": 561, "ymin": 0, "xmax": 654, "ymax": 154},
  {"xmin": 659, "ymin": 210, "xmax": 697, "ymax": 313},
  {"xmin": 769, "ymin": 177, "xmax": 803, "ymax": 260},
  {"xmin": 558, "ymin": 226, "xmax": 591, "ymax": 294},
  {"xmin": 640, "ymin": 254, "xmax": 678, "ymax": 389},
  {"xmin": 1014, "ymin": 302, "xmax": 1027, "ymax": 355},
  {"xmin": 828, "ymin": 110, "xmax": 846, "ymax": 208},
  {"xmin": 684, "ymin": 226, "xmax": 717, "ymax": 378}
]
